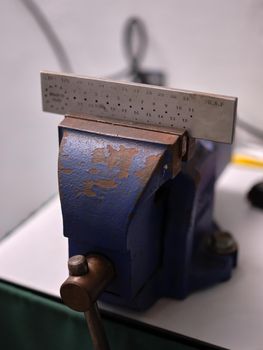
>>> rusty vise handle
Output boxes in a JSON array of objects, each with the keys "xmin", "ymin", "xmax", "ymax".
[{"xmin": 60, "ymin": 255, "xmax": 115, "ymax": 350}]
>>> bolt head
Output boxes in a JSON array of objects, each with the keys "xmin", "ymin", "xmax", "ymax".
[
  {"xmin": 208, "ymin": 231, "xmax": 237, "ymax": 255},
  {"xmin": 68, "ymin": 255, "xmax": 88, "ymax": 276}
]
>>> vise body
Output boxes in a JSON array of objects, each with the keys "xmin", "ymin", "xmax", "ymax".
[{"xmin": 42, "ymin": 72, "xmax": 238, "ymax": 311}]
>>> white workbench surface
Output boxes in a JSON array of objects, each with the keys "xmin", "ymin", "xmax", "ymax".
[{"xmin": 0, "ymin": 164, "xmax": 263, "ymax": 350}]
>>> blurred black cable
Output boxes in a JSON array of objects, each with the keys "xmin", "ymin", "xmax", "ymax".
[
  {"xmin": 20, "ymin": 2, "xmax": 149, "ymax": 81},
  {"xmin": 107, "ymin": 17, "xmax": 148, "ymax": 80},
  {"xmin": 123, "ymin": 17, "xmax": 148, "ymax": 76},
  {"xmin": 237, "ymin": 118, "xmax": 263, "ymax": 139},
  {"xmin": 21, "ymin": 0, "xmax": 73, "ymax": 72}
]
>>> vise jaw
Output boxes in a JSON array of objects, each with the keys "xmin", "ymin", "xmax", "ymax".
[{"xmin": 58, "ymin": 116, "xmax": 192, "ymax": 309}]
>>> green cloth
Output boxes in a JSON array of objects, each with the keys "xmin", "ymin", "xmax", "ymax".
[{"xmin": 0, "ymin": 280, "xmax": 201, "ymax": 350}]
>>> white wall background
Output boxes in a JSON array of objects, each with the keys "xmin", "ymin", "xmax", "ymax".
[{"xmin": 1, "ymin": 0, "xmax": 263, "ymax": 238}]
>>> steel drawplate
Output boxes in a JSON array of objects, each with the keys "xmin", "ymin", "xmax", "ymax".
[{"xmin": 41, "ymin": 71, "xmax": 237, "ymax": 143}]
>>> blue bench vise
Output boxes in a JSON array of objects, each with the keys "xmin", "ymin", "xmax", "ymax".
[
  {"xmin": 57, "ymin": 119, "xmax": 237, "ymax": 311},
  {"xmin": 42, "ymin": 72, "xmax": 238, "ymax": 311}
]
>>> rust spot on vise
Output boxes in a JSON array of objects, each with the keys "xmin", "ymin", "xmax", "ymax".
[
  {"xmin": 92, "ymin": 148, "xmax": 106, "ymax": 163},
  {"xmin": 87, "ymin": 168, "xmax": 100, "ymax": 175},
  {"xmin": 83, "ymin": 179, "xmax": 118, "ymax": 197},
  {"xmin": 135, "ymin": 154, "xmax": 162, "ymax": 183},
  {"xmin": 59, "ymin": 129, "xmax": 69, "ymax": 150},
  {"xmin": 59, "ymin": 167, "xmax": 73, "ymax": 174},
  {"xmin": 58, "ymin": 158, "xmax": 73, "ymax": 175},
  {"xmin": 92, "ymin": 145, "xmax": 139, "ymax": 179}
]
